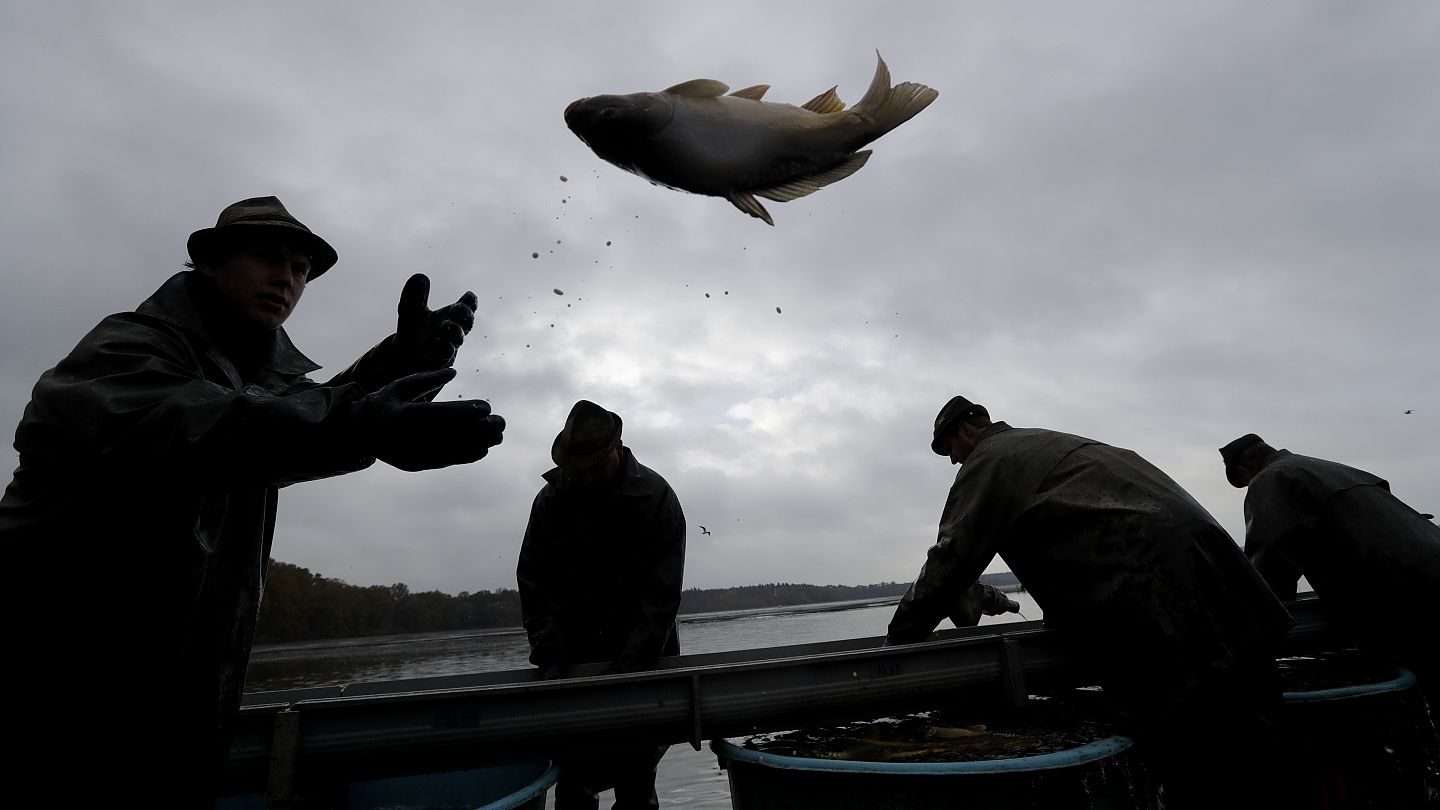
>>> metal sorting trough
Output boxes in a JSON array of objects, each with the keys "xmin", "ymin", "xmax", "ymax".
[{"xmin": 225, "ymin": 595, "xmax": 1335, "ymax": 802}]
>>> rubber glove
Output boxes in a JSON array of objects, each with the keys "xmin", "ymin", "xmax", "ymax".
[
  {"xmin": 395, "ymin": 273, "xmax": 478, "ymax": 371},
  {"xmin": 353, "ymin": 368, "xmax": 504, "ymax": 471}
]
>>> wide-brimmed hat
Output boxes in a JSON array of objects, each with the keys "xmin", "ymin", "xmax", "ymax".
[
  {"xmin": 931, "ymin": 395, "xmax": 989, "ymax": 455},
  {"xmin": 187, "ymin": 196, "xmax": 338, "ymax": 280},
  {"xmin": 552, "ymin": 400, "xmax": 624, "ymax": 471},
  {"xmin": 1219, "ymin": 433, "xmax": 1266, "ymax": 487}
]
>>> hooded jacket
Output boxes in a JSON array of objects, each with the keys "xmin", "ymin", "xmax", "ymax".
[
  {"xmin": 1243, "ymin": 449, "xmax": 1440, "ymax": 680},
  {"xmin": 518, "ymin": 447, "xmax": 686, "ymax": 673},
  {"xmin": 888, "ymin": 423, "xmax": 1294, "ymax": 717},
  {"xmin": 0, "ymin": 271, "xmax": 408, "ymax": 802}
]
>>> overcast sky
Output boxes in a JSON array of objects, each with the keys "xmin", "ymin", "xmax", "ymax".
[{"xmin": 2, "ymin": 2, "xmax": 1435, "ymax": 596}]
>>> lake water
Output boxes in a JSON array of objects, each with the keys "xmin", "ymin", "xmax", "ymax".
[{"xmin": 244, "ymin": 593, "xmax": 1043, "ymax": 809}]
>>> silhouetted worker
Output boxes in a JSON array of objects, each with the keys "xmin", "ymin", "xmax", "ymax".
[
  {"xmin": 1220, "ymin": 433, "xmax": 1440, "ymax": 706},
  {"xmin": 0, "ymin": 196, "xmax": 505, "ymax": 806},
  {"xmin": 518, "ymin": 400, "xmax": 686, "ymax": 810},
  {"xmin": 887, "ymin": 396, "xmax": 1295, "ymax": 810}
]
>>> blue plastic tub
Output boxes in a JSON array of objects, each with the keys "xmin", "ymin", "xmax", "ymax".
[
  {"xmin": 349, "ymin": 761, "xmax": 559, "ymax": 810},
  {"xmin": 1278, "ymin": 656, "xmax": 1440, "ymax": 808},
  {"xmin": 712, "ymin": 733, "xmax": 1157, "ymax": 809},
  {"xmin": 215, "ymin": 760, "xmax": 558, "ymax": 810}
]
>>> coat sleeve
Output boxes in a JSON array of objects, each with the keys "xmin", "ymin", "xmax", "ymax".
[
  {"xmin": 1243, "ymin": 475, "xmax": 1307, "ymax": 602},
  {"xmin": 946, "ymin": 582, "xmax": 1007, "ymax": 628},
  {"xmin": 324, "ymin": 335, "xmax": 438, "ymax": 398},
  {"xmin": 888, "ymin": 468, "xmax": 1010, "ymax": 643},
  {"xmin": 517, "ymin": 490, "xmax": 566, "ymax": 668},
  {"xmin": 613, "ymin": 487, "xmax": 687, "ymax": 672},
  {"xmin": 32, "ymin": 314, "xmax": 374, "ymax": 488}
]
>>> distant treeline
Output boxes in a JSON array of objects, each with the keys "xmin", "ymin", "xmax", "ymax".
[{"xmin": 255, "ymin": 561, "xmax": 1021, "ymax": 644}]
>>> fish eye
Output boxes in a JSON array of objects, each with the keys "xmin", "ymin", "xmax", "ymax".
[{"xmin": 599, "ymin": 107, "xmax": 618, "ymax": 119}]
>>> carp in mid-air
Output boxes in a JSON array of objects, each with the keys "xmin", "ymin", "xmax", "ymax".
[{"xmin": 564, "ymin": 53, "xmax": 938, "ymax": 225}]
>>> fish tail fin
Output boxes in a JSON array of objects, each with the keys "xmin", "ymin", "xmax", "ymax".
[{"xmin": 854, "ymin": 50, "xmax": 939, "ymax": 135}]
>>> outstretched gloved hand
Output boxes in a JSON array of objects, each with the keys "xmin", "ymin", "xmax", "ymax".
[
  {"xmin": 395, "ymin": 273, "xmax": 478, "ymax": 372},
  {"xmin": 352, "ymin": 368, "xmax": 504, "ymax": 471}
]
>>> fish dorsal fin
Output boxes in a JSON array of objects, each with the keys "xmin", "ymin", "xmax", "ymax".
[
  {"xmin": 801, "ymin": 86, "xmax": 845, "ymax": 114},
  {"xmin": 729, "ymin": 84, "xmax": 770, "ymax": 101},
  {"xmin": 752, "ymin": 151, "xmax": 872, "ymax": 203},
  {"xmin": 727, "ymin": 192, "xmax": 775, "ymax": 226},
  {"xmin": 665, "ymin": 79, "xmax": 729, "ymax": 97}
]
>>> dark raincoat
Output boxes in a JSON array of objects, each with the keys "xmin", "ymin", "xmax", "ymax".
[
  {"xmin": 517, "ymin": 447, "xmax": 686, "ymax": 672},
  {"xmin": 0, "ymin": 272, "xmax": 410, "ymax": 803},
  {"xmin": 888, "ymin": 423, "xmax": 1295, "ymax": 719},
  {"xmin": 517, "ymin": 448, "xmax": 685, "ymax": 808},
  {"xmin": 1243, "ymin": 449, "xmax": 1440, "ymax": 684}
]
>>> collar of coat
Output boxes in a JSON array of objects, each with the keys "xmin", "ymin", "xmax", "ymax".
[
  {"xmin": 139, "ymin": 271, "xmax": 322, "ymax": 378},
  {"xmin": 1258, "ymin": 448, "xmax": 1291, "ymax": 469},
  {"xmin": 977, "ymin": 421, "xmax": 1014, "ymax": 445},
  {"xmin": 541, "ymin": 446, "xmax": 665, "ymax": 496}
]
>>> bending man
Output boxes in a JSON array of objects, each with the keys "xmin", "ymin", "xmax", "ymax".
[
  {"xmin": 1220, "ymin": 432, "xmax": 1440, "ymax": 706},
  {"xmin": 888, "ymin": 396, "xmax": 1294, "ymax": 809}
]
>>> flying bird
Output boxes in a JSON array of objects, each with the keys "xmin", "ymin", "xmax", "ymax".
[
  {"xmin": 1405, "ymin": 409, "xmax": 1413, "ymax": 414},
  {"xmin": 564, "ymin": 52, "xmax": 938, "ymax": 225},
  {"xmin": 699, "ymin": 526, "xmax": 711, "ymax": 535}
]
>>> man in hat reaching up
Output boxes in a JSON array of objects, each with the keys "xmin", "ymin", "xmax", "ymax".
[
  {"xmin": 0, "ymin": 196, "xmax": 506, "ymax": 806},
  {"xmin": 1220, "ymin": 433, "xmax": 1440, "ymax": 705},
  {"xmin": 887, "ymin": 396, "xmax": 1295, "ymax": 809},
  {"xmin": 518, "ymin": 400, "xmax": 686, "ymax": 810}
]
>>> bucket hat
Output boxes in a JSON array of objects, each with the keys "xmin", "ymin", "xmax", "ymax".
[
  {"xmin": 187, "ymin": 196, "xmax": 338, "ymax": 279},
  {"xmin": 552, "ymin": 400, "xmax": 623, "ymax": 471},
  {"xmin": 1219, "ymin": 433, "xmax": 1266, "ymax": 488},
  {"xmin": 932, "ymin": 395, "xmax": 989, "ymax": 455}
]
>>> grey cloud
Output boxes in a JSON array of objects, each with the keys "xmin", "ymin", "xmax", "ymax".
[{"xmin": 2, "ymin": 2, "xmax": 1435, "ymax": 595}]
